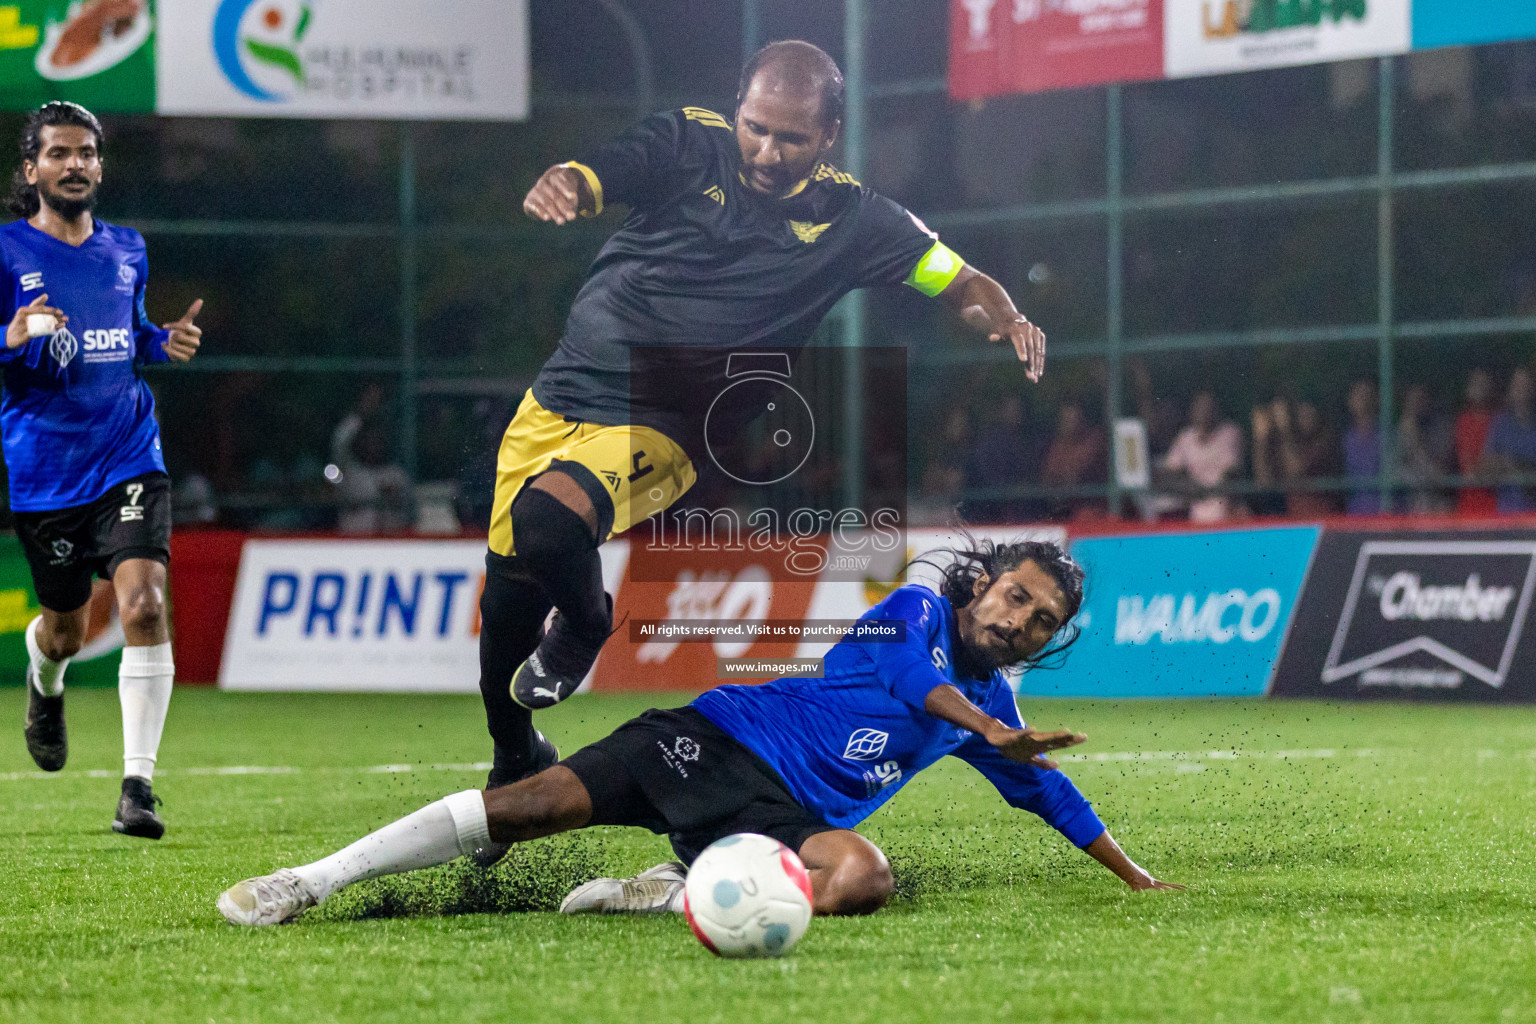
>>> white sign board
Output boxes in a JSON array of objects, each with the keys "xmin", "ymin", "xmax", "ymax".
[
  {"xmin": 1164, "ymin": 0, "xmax": 1409, "ymax": 79},
  {"xmin": 156, "ymin": 0, "xmax": 528, "ymax": 120},
  {"xmin": 220, "ymin": 539, "xmax": 627, "ymax": 692}
]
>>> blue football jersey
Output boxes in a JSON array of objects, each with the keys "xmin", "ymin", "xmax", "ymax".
[
  {"xmin": 692, "ymin": 584, "xmax": 1106, "ymax": 846},
  {"xmin": 0, "ymin": 219, "xmax": 170, "ymax": 512}
]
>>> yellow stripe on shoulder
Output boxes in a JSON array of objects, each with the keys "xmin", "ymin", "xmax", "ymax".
[
  {"xmin": 812, "ymin": 162, "xmax": 861, "ymax": 187},
  {"xmin": 683, "ymin": 107, "xmax": 731, "ymax": 129}
]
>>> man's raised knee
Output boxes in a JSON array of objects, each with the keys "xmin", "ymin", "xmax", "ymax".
[{"xmin": 119, "ymin": 586, "xmax": 166, "ymax": 636}]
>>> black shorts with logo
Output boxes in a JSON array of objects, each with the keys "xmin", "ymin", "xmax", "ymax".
[
  {"xmin": 560, "ymin": 706, "xmax": 838, "ymax": 865},
  {"xmin": 14, "ymin": 471, "xmax": 171, "ymax": 612}
]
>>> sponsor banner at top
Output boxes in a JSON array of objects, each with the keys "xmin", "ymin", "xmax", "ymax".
[
  {"xmin": 0, "ymin": 0, "xmax": 157, "ymax": 112},
  {"xmin": 155, "ymin": 0, "xmax": 527, "ymax": 120},
  {"xmin": 953, "ymin": 0, "xmax": 1536, "ymax": 98},
  {"xmin": 1271, "ymin": 530, "xmax": 1536, "ymax": 701},
  {"xmin": 1165, "ymin": 0, "xmax": 1409, "ymax": 79},
  {"xmin": 1412, "ymin": 0, "xmax": 1536, "ymax": 50},
  {"xmin": 950, "ymin": 0, "xmax": 1164, "ymax": 100},
  {"xmin": 1036, "ymin": 525, "xmax": 1319, "ymax": 698}
]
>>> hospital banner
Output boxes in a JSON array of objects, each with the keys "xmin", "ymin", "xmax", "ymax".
[{"xmin": 154, "ymin": 0, "xmax": 527, "ymax": 120}]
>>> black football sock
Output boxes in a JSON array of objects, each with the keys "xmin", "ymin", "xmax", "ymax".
[
  {"xmin": 509, "ymin": 486, "xmax": 612, "ymax": 640},
  {"xmin": 477, "ymin": 555, "xmax": 551, "ymax": 777}
]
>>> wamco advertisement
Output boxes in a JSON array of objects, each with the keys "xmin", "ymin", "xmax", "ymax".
[{"xmin": 1037, "ymin": 525, "xmax": 1319, "ymax": 698}]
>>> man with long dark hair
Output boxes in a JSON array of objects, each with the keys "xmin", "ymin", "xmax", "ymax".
[
  {"xmin": 462, "ymin": 39, "xmax": 1051, "ymax": 868},
  {"xmin": 6, "ymin": 101, "xmax": 203, "ymax": 839},
  {"xmin": 217, "ymin": 539, "xmax": 1180, "ymax": 927}
]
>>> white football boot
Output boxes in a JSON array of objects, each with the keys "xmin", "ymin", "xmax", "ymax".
[
  {"xmin": 217, "ymin": 869, "xmax": 319, "ymax": 926},
  {"xmin": 559, "ymin": 860, "xmax": 687, "ymax": 915}
]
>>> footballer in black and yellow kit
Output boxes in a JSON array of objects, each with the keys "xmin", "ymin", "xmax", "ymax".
[{"xmin": 469, "ymin": 42, "xmax": 1047, "ymax": 866}]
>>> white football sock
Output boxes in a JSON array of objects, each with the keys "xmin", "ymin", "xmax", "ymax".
[
  {"xmin": 119, "ymin": 642, "xmax": 174, "ymax": 781},
  {"xmin": 25, "ymin": 616, "xmax": 69, "ymax": 697},
  {"xmin": 290, "ymin": 790, "xmax": 490, "ymax": 902}
]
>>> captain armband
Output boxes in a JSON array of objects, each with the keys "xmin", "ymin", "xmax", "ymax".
[
  {"xmin": 903, "ymin": 241, "xmax": 965, "ymax": 297},
  {"xmin": 559, "ymin": 162, "xmax": 604, "ymax": 217}
]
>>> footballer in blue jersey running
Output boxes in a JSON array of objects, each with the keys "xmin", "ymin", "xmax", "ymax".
[
  {"xmin": 7, "ymin": 103, "xmax": 204, "ymax": 841},
  {"xmin": 217, "ymin": 539, "xmax": 1182, "ymax": 928}
]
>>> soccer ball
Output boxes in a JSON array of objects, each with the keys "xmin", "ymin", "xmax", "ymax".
[{"xmin": 683, "ymin": 833, "xmax": 814, "ymax": 958}]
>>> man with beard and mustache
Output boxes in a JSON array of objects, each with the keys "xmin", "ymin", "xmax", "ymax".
[
  {"xmin": 218, "ymin": 539, "xmax": 1181, "ymax": 927},
  {"xmin": 461, "ymin": 42, "xmax": 1050, "ymax": 869},
  {"xmin": 4, "ymin": 102, "xmax": 203, "ymax": 840}
]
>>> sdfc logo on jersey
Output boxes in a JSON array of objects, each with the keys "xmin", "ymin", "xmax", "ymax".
[{"xmin": 48, "ymin": 327, "xmax": 78, "ymax": 369}]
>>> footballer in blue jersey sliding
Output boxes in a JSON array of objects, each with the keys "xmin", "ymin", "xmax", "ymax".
[
  {"xmin": 217, "ymin": 539, "xmax": 1182, "ymax": 928},
  {"xmin": 7, "ymin": 103, "xmax": 204, "ymax": 840}
]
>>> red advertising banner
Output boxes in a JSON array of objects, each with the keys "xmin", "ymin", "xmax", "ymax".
[
  {"xmin": 951, "ymin": 0, "xmax": 1165, "ymax": 99},
  {"xmin": 595, "ymin": 543, "xmax": 822, "ymax": 693}
]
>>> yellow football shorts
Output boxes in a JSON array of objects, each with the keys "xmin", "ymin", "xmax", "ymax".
[{"xmin": 487, "ymin": 390, "xmax": 697, "ymax": 557}]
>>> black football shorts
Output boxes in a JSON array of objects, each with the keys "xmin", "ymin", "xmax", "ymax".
[
  {"xmin": 560, "ymin": 706, "xmax": 839, "ymax": 865},
  {"xmin": 14, "ymin": 471, "xmax": 172, "ymax": 612}
]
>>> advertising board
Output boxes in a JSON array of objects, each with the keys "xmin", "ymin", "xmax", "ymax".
[
  {"xmin": 1270, "ymin": 531, "xmax": 1536, "ymax": 701},
  {"xmin": 1037, "ymin": 525, "xmax": 1320, "ymax": 698}
]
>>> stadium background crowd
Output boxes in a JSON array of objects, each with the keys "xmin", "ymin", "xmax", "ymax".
[{"xmin": 4, "ymin": 2, "xmax": 1536, "ymax": 534}]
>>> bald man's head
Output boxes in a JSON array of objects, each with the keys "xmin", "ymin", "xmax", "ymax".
[
  {"xmin": 734, "ymin": 41, "xmax": 843, "ymax": 197},
  {"xmin": 737, "ymin": 40, "xmax": 844, "ymax": 131}
]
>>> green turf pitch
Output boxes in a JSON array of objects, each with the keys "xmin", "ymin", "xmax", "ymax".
[{"xmin": 3, "ymin": 688, "xmax": 1536, "ymax": 1023}]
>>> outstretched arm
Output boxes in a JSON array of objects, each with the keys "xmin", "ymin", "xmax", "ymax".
[
  {"xmin": 937, "ymin": 264, "xmax": 1046, "ymax": 383},
  {"xmin": 523, "ymin": 163, "xmax": 600, "ymax": 224},
  {"xmin": 1083, "ymin": 830, "xmax": 1184, "ymax": 891}
]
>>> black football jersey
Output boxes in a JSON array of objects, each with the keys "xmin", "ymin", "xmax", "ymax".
[{"xmin": 529, "ymin": 107, "xmax": 944, "ymax": 453}]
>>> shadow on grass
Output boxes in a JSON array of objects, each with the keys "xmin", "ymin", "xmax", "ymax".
[{"xmin": 310, "ymin": 833, "xmax": 611, "ymax": 921}]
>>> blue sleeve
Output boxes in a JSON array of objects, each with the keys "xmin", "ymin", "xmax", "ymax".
[
  {"xmin": 950, "ymin": 691, "xmax": 1106, "ymax": 849},
  {"xmin": 132, "ymin": 250, "xmax": 170, "ymax": 364},
  {"xmin": 869, "ymin": 588, "xmax": 951, "ymax": 710}
]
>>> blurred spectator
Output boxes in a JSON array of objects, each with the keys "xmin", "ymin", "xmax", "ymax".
[
  {"xmin": 965, "ymin": 394, "xmax": 1030, "ymax": 523},
  {"xmin": 1249, "ymin": 397, "xmax": 1290, "ymax": 516},
  {"xmin": 910, "ymin": 458, "xmax": 964, "ymax": 526},
  {"xmin": 1481, "ymin": 366, "xmax": 1536, "ymax": 514},
  {"xmin": 1394, "ymin": 382, "xmax": 1453, "ymax": 514},
  {"xmin": 1252, "ymin": 397, "xmax": 1339, "ymax": 517},
  {"xmin": 1343, "ymin": 379, "xmax": 1384, "ymax": 516},
  {"xmin": 332, "ymin": 386, "xmax": 415, "ymax": 533},
  {"xmin": 1040, "ymin": 402, "xmax": 1107, "ymax": 519},
  {"xmin": 171, "ymin": 473, "xmax": 218, "ymax": 526},
  {"xmin": 1157, "ymin": 392, "xmax": 1243, "ymax": 523},
  {"xmin": 1454, "ymin": 368, "xmax": 1498, "ymax": 516}
]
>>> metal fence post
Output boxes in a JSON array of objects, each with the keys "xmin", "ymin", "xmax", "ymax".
[
  {"xmin": 842, "ymin": 0, "xmax": 866, "ymax": 513},
  {"xmin": 1377, "ymin": 56, "xmax": 1396, "ymax": 511},
  {"xmin": 398, "ymin": 122, "xmax": 419, "ymax": 480},
  {"xmin": 1106, "ymin": 83, "xmax": 1125, "ymax": 519}
]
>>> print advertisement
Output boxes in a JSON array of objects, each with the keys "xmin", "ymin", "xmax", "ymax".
[
  {"xmin": 1035, "ymin": 525, "xmax": 1320, "ymax": 698},
  {"xmin": 1270, "ymin": 531, "xmax": 1536, "ymax": 702},
  {"xmin": 0, "ymin": 0, "xmax": 156, "ymax": 112},
  {"xmin": 219, "ymin": 538, "xmax": 624, "ymax": 692}
]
